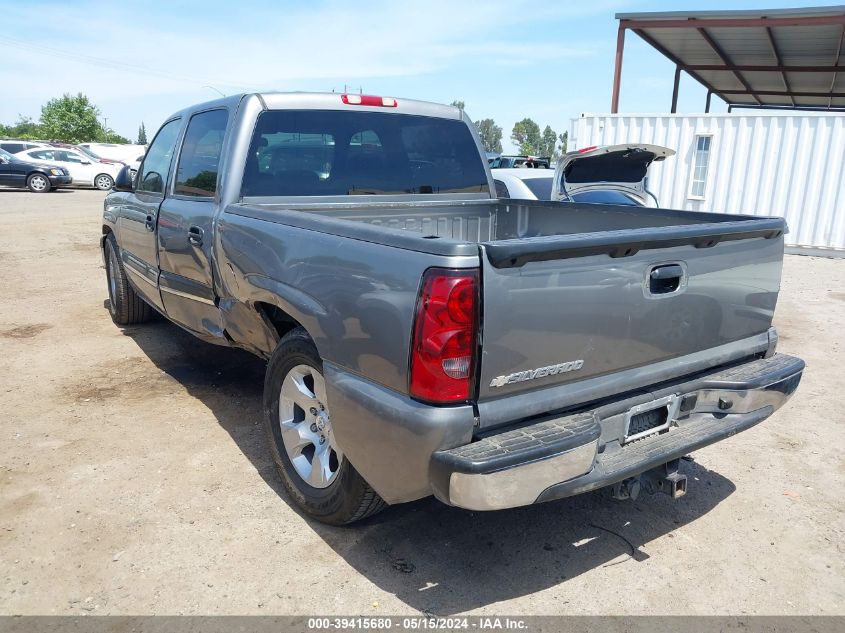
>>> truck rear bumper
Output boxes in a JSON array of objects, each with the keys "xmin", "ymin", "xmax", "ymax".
[{"xmin": 430, "ymin": 353, "xmax": 804, "ymax": 511}]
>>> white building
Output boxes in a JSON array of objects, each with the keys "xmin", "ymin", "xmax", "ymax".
[{"xmin": 571, "ymin": 112, "xmax": 845, "ymax": 254}]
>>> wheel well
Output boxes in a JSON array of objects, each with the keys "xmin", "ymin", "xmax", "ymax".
[{"xmin": 254, "ymin": 301, "xmax": 302, "ymax": 342}]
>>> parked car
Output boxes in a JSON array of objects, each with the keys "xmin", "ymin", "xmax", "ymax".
[
  {"xmin": 488, "ymin": 154, "xmax": 550, "ymax": 169},
  {"xmin": 101, "ymin": 92, "xmax": 803, "ymax": 525},
  {"xmin": 21, "ymin": 147, "xmax": 121, "ymax": 190},
  {"xmin": 493, "ymin": 168, "xmax": 557, "ymax": 200},
  {"xmin": 493, "ymin": 144, "xmax": 675, "ymax": 206},
  {"xmin": 126, "ymin": 153, "xmax": 144, "ymax": 180},
  {"xmin": 42, "ymin": 142, "xmax": 126, "ymax": 167},
  {"xmin": 78, "ymin": 142, "xmax": 146, "ymax": 163},
  {"xmin": 0, "ymin": 140, "xmax": 49, "ymax": 154},
  {"xmin": 553, "ymin": 144, "xmax": 674, "ymax": 206},
  {"xmin": 0, "ymin": 147, "xmax": 72, "ymax": 192}
]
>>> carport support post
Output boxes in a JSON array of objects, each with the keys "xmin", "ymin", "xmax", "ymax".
[
  {"xmin": 671, "ymin": 64, "xmax": 681, "ymax": 113},
  {"xmin": 611, "ymin": 23, "xmax": 626, "ymax": 113}
]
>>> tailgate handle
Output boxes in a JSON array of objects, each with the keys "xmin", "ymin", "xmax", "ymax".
[{"xmin": 649, "ymin": 264, "xmax": 684, "ymax": 294}]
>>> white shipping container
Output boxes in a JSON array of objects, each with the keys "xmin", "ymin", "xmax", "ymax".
[{"xmin": 571, "ymin": 113, "xmax": 845, "ymax": 253}]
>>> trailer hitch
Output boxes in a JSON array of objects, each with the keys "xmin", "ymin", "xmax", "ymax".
[{"xmin": 611, "ymin": 459, "xmax": 688, "ymax": 501}]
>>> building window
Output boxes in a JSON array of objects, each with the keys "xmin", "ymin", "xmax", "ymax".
[{"xmin": 689, "ymin": 135, "xmax": 712, "ymax": 199}]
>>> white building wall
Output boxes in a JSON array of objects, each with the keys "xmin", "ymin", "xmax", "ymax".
[{"xmin": 571, "ymin": 113, "xmax": 845, "ymax": 252}]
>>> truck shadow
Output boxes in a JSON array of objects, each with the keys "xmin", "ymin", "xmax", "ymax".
[{"xmin": 122, "ymin": 317, "xmax": 737, "ymax": 616}]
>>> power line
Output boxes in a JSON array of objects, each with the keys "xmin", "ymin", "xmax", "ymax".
[{"xmin": 0, "ymin": 35, "xmax": 255, "ymax": 91}]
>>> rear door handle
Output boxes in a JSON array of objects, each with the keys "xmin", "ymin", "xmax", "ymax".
[
  {"xmin": 188, "ymin": 225, "xmax": 204, "ymax": 246},
  {"xmin": 144, "ymin": 214, "xmax": 155, "ymax": 231}
]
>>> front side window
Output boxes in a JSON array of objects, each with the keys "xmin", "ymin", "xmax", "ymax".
[
  {"xmin": 689, "ymin": 135, "xmax": 712, "ymax": 199},
  {"xmin": 175, "ymin": 109, "xmax": 228, "ymax": 197},
  {"xmin": 137, "ymin": 118, "xmax": 182, "ymax": 194},
  {"xmin": 242, "ymin": 110, "xmax": 489, "ymax": 197},
  {"xmin": 60, "ymin": 151, "xmax": 86, "ymax": 163}
]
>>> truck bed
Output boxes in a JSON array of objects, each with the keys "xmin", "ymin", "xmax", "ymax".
[{"xmin": 284, "ymin": 198, "xmax": 778, "ymax": 245}]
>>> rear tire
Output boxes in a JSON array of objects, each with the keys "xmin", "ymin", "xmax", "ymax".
[
  {"xmin": 104, "ymin": 234, "xmax": 153, "ymax": 325},
  {"xmin": 94, "ymin": 173, "xmax": 114, "ymax": 191},
  {"xmin": 27, "ymin": 173, "xmax": 50, "ymax": 193},
  {"xmin": 263, "ymin": 327, "xmax": 386, "ymax": 525}
]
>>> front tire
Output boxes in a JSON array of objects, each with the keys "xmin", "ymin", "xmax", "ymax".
[
  {"xmin": 263, "ymin": 327, "xmax": 386, "ymax": 525},
  {"xmin": 104, "ymin": 234, "xmax": 152, "ymax": 325},
  {"xmin": 27, "ymin": 173, "xmax": 50, "ymax": 193}
]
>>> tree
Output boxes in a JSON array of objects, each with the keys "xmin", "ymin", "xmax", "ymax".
[
  {"xmin": 558, "ymin": 131, "xmax": 568, "ymax": 156},
  {"xmin": 450, "ymin": 100, "xmax": 466, "ymax": 110},
  {"xmin": 0, "ymin": 116, "xmax": 44, "ymax": 140},
  {"xmin": 540, "ymin": 125, "xmax": 557, "ymax": 158},
  {"xmin": 137, "ymin": 122, "xmax": 147, "ymax": 145},
  {"xmin": 511, "ymin": 118, "xmax": 541, "ymax": 155},
  {"xmin": 100, "ymin": 130, "xmax": 131, "ymax": 144},
  {"xmin": 40, "ymin": 93, "xmax": 101, "ymax": 143},
  {"xmin": 474, "ymin": 118, "xmax": 502, "ymax": 153}
]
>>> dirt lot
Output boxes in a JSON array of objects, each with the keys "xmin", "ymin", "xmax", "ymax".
[{"xmin": 1, "ymin": 189, "xmax": 843, "ymax": 616}]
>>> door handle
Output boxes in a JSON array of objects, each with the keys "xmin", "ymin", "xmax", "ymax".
[
  {"xmin": 144, "ymin": 214, "xmax": 155, "ymax": 231},
  {"xmin": 188, "ymin": 225, "xmax": 204, "ymax": 246}
]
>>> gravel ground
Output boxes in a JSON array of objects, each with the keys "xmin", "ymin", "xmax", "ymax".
[{"xmin": 0, "ymin": 189, "xmax": 843, "ymax": 616}]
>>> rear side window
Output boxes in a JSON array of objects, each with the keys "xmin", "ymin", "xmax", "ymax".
[
  {"xmin": 29, "ymin": 149, "xmax": 56, "ymax": 160},
  {"xmin": 175, "ymin": 109, "xmax": 228, "ymax": 197},
  {"xmin": 523, "ymin": 178, "xmax": 553, "ymax": 200},
  {"xmin": 1, "ymin": 143, "xmax": 25, "ymax": 153},
  {"xmin": 571, "ymin": 190, "xmax": 640, "ymax": 206},
  {"xmin": 137, "ymin": 119, "xmax": 182, "ymax": 195},
  {"xmin": 494, "ymin": 179, "xmax": 510, "ymax": 198},
  {"xmin": 242, "ymin": 110, "xmax": 489, "ymax": 197}
]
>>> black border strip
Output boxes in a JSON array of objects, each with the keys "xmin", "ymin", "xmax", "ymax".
[{"xmin": 484, "ymin": 218, "xmax": 786, "ymax": 268}]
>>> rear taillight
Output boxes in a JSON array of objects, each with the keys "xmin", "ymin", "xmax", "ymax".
[
  {"xmin": 410, "ymin": 268, "xmax": 479, "ymax": 404},
  {"xmin": 341, "ymin": 94, "xmax": 398, "ymax": 107}
]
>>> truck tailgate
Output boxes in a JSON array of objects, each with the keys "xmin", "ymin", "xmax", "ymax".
[{"xmin": 476, "ymin": 220, "xmax": 785, "ymax": 427}]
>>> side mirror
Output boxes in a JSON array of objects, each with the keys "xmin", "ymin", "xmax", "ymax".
[
  {"xmin": 114, "ymin": 165, "xmax": 135, "ymax": 192},
  {"xmin": 0, "ymin": 157, "xmax": 7, "ymax": 165}
]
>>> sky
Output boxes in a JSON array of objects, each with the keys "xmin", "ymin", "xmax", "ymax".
[{"xmin": 0, "ymin": 0, "xmax": 835, "ymax": 152}]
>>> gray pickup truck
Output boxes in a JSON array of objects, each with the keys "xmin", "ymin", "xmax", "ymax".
[{"xmin": 101, "ymin": 92, "xmax": 804, "ymax": 525}]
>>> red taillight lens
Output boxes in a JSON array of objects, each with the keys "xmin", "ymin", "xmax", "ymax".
[
  {"xmin": 410, "ymin": 268, "xmax": 479, "ymax": 404},
  {"xmin": 341, "ymin": 94, "xmax": 398, "ymax": 107}
]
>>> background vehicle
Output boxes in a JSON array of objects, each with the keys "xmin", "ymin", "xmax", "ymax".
[
  {"xmin": 493, "ymin": 144, "xmax": 674, "ymax": 206},
  {"xmin": 0, "ymin": 140, "xmax": 48, "ymax": 154},
  {"xmin": 22, "ymin": 147, "xmax": 121, "ymax": 190},
  {"xmin": 101, "ymin": 92, "xmax": 802, "ymax": 525},
  {"xmin": 0, "ymin": 147, "xmax": 71, "ymax": 192},
  {"xmin": 125, "ymin": 153, "xmax": 144, "ymax": 180},
  {"xmin": 45, "ymin": 143, "xmax": 126, "ymax": 167},
  {"xmin": 78, "ymin": 142, "xmax": 146, "ymax": 163},
  {"xmin": 489, "ymin": 154, "xmax": 550, "ymax": 169}
]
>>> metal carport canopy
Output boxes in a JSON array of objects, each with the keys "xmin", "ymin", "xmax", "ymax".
[{"xmin": 611, "ymin": 5, "xmax": 845, "ymax": 112}]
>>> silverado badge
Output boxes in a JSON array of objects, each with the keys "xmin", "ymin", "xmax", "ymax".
[{"xmin": 489, "ymin": 360, "xmax": 585, "ymax": 388}]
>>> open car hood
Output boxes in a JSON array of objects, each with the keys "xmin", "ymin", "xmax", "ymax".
[{"xmin": 552, "ymin": 144, "xmax": 675, "ymax": 204}]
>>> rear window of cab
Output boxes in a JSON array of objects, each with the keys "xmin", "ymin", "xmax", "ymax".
[{"xmin": 242, "ymin": 110, "xmax": 489, "ymax": 197}]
